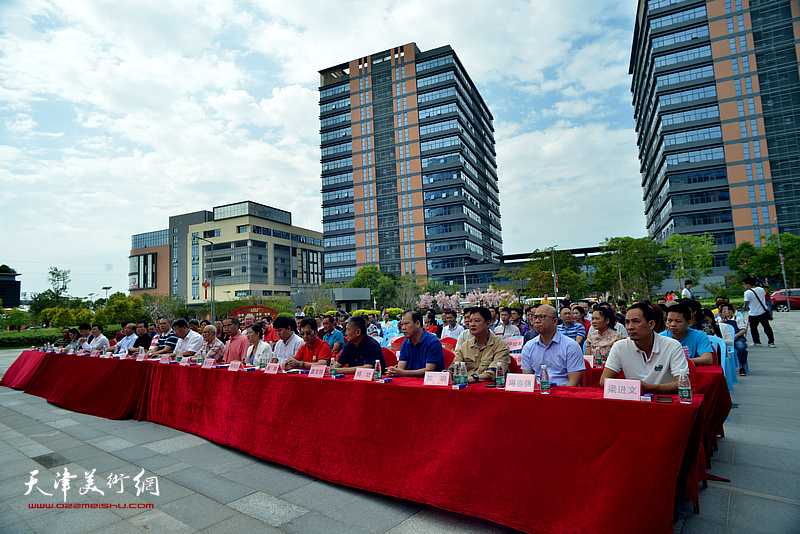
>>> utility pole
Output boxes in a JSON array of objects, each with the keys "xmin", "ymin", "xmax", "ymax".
[
  {"xmin": 551, "ymin": 246, "xmax": 559, "ymax": 308},
  {"xmin": 194, "ymin": 236, "xmax": 215, "ymax": 321},
  {"xmin": 775, "ymin": 218, "xmax": 790, "ymax": 311}
]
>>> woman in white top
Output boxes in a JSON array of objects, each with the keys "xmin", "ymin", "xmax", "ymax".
[{"xmin": 245, "ymin": 324, "xmax": 272, "ymax": 366}]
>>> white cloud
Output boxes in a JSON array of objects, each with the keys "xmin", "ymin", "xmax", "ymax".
[{"xmin": 0, "ymin": 0, "xmax": 643, "ymax": 297}]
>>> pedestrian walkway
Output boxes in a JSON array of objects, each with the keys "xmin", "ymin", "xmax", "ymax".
[{"xmin": 1, "ymin": 314, "xmax": 799, "ymax": 533}]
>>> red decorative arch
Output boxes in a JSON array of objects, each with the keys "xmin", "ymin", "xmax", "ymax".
[{"xmin": 229, "ymin": 305, "xmax": 279, "ymax": 321}]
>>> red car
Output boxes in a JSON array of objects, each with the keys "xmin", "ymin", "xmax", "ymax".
[{"xmin": 770, "ymin": 289, "xmax": 800, "ymax": 312}]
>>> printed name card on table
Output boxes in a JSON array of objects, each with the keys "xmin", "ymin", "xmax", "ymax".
[
  {"xmin": 136, "ymin": 353, "xmax": 146, "ymax": 362},
  {"xmin": 159, "ymin": 355, "xmax": 171, "ymax": 364},
  {"xmin": 180, "ymin": 356, "xmax": 192, "ymax": 366},
  {"xmin": 505, "ymin": 336, "xmax": 525, "ymax": 352},
  {"xmin": 603, "ymin": 378, "xmax": 641, "ymax": 401},
  {"xmin": 354, "ymin": 368, "xmax": 375, "ymax": 381},
  {"xmin": 584, "ymin": 355, "xmax": 594, "ymax": 368},
  {"xmin": 309, "ymin": 364, "xmax": 330, "ymax": 378},
  {"xmin": 228, "ymin": 361, "xmax": 242, "ymax": 371},
  {"xmin": 264, "ymin": 363, "xmax": 282, "ymax": 374},
  {"xmin": 423, "ymin": 371, "xmax": 451, "ymax": 386},
  {"xmin": 201, "ymin": 358, "xmax": 215, "ymax": 369},
  {"xmin": 505, "ymin": 373, "xmax": 536, "ymax": 393}
]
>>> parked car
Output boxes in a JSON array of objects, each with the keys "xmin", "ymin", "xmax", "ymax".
[{"xmin": 770, "ymin": 289, "xmax": 800, "ymax": 312}]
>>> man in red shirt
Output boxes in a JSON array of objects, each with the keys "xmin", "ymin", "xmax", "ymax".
[
  {"xmin": 262, "ymin": 316, "xmax": 280, "ymax": 346},
  {"xmin": 285, "ymin": 317, "xmax": 332, "ymax": 369}
]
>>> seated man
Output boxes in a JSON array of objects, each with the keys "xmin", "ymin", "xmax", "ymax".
[
  {"xmin": 454, "ymin": 308, "xmax": 474, "ymax": 350},
  {"xmin": 54, "ymin": 328, "xmax": 71, "ymax": 348},
  {"xmin": 440, "ymin": 309, "xmax": 465, "ymax": 340},
  {"xmin": 271, "ymin": 316, "xmax": 305, "ymax": 367},
  {"xmin": 262, "ymin": 315, "xmax": 280, "ymax": 345},
  {"xmin": 148, "ymin": 317, "xmax": 178, "ymax": 356},
  {"xmin": 494, "ymin": 307, "xmax": 520, "ymax": 337},
  {"xmin": 78, "ymin": 322, "xmax": 94, "ymax": 345},
  {"xmin": 197, "ymin": 324, "xmax": 226, "ymax": 363},
  {"xmin": 366, "ymin": 313, "xmax": 382, "ymax": 337},
  {"xmin": 452, "ymin": 307, "xmax": 510, "ymax": 384},
  {"xmin": 172, "ymin": 319, "xmax": 204, "ymax": 359},
  {"xmin": 661, "ymin": 303, "xmax": 714, "ymax": 366},
  {"xmin": 285, "ymin": 318, "xmax": 333, "ymax": 369},
  {"xmin": 387, "ymin": 311, "xmax": 444, "ymax": 377},
  {"xmin": 556, "ymin": 307, "xmax": 585, "ymax": 346},
  {"xmin": 81, "ymin": 324, "xmax": 110, "ymax": 352},
  {"xmin": 222, "ymin": 316, "xmax": 249, "ymax": 363},
  {"xmin": 333, "ymin": 315, "xmax": 386, "ymax": 374},
  {"xmin": 188, "ymin": 319, "xmax": 201, "ymax": 332},
  {"xmin": 321, "ymin": 315, "xmax": 344, "ymax": 354},
  {"xmin": 719, "ymin": 303, "xmax": 749, "ymax": 376},
  {"xmin": 601, "ymin": 303, "xmax": 690, "ymax": 393},
  {"xmin": 112, "ymin": 323, "xmax": 138, "ymax": 353},
  {"xmin": 128, "ymin": 320, "xmax": 152, "ymax": 355},
  {"xmin": 521, "ymin": 305, "xmax": 584, "ymax": 387}
]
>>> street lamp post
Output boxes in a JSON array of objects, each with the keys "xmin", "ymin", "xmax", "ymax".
[
  {"xmin": 193, "ymin": 236, "xmax": 215, "ymax": 321},
  {"xmin": 774, "ymin": 218, "xmax": 791, "ymax": 311},
  {"xmin": 551, "ymin": 246, "xmax": 559, "ymax": 308},
  {"xmin": 102, "ymin": 286, "xmax": 111, "ymax": 304}
]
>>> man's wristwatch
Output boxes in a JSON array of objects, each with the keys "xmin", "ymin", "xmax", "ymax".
[{"xmin": 472, "ymin": 374, "xmax": 480, "ymax": 383}]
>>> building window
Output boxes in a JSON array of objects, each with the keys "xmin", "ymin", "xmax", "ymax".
[{"xmin": 237, "ymin": 225, "xmax": 248, "ymax": 233}]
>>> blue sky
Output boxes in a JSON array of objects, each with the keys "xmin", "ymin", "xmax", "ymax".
[{"xmin": 0, "ymin": 0, "xmax": 646, "ymax": 300}]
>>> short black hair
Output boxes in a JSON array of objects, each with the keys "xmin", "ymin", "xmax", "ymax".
[
  {"xmin": 299, "ymin": 317, "xmax": 317, "ymax": 331},
  {"xmin": 188, "ymin": 319, "xmax": 200, "ymax": 326},
  {"xmin": 442, "ymin": 309, "xmax": 456, "ymax": 318},
  {"xmin": 273, "ymin": 316, "xmax": 296, "ymax": 331},
  {"xmin": 592, "ymin": 307, "xmax": 616, "ymax": 328},
  {"xmin": 685, "ymin": 280, "xmax": 693, "ymax": 286},
  {"xmin": 92, "ymin": 324, "xmax": 104, "ymax": 331},
  {"xmin": 224, "ymin": 316, "xmax": 240, "ymax": 326},
  {"xmin": 470, "ymin": 306, "xmax": 492, "ymax": 323},
  {"xmin": 322, "ymin": 315, "xmax": 335, "ymax": 325},
  {"xmin": 248, "ymin": 323, "xmax": 263, "ymax": 336},
  {"xmin": 742, "ymin": 276, "xmax": 757, "ymax": 286},
  {"xmin": 346, "ymin": 315, "xmax": 367, "ymax": 337},
  {"xmin": 628, "ymin": 302, "xmax": 655, "ymax": 322},
  {"xmin": 79, "ymin": 323, "xmax": 91, "ymax": 330},
  {"xmin": 617, "ymin": 300, "xmax": 627, "ymax": 307},
  {"xmin": 137, "ymin": 320, "xmax": 148, "ymax": 328},
  {"xmin": 69, "ymin": 328, "xmax": 79, "ymax": 336},
  {"xmin": 403, "ymin": 310, "xmax": 423, "ymax": 326},
  {"xmin": 667, "ymin": 303, "xmax": 692, "ymax": 322},
  {"xmin": 173, "ymin": 319, "xmax": 188, "ymax": 329}
]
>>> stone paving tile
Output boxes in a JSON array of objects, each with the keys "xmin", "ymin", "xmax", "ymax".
[
  {"xmin": 86, "ymin": 436, "xmax": 137, "ymax": 453},
  {"xmin": 280, "ymin": 480, "xmax": 362, "ymax": 512},
  {"xmin": 725, "ymin": 493, "xmax": 800, "ymax": 534},
  {"xmin": 25, "ymin": 507, "xmax": 122, "ymax": 534},
  {"xmin": 200, "ymin": 512, "xmax": 283, "ymax": 533},
  {"xmin": 45, "ymin": 419, "xmax": 81, "ymax": 429},
  {"xmin": 106, "ymin": 422, "xmax": 185, "ymax": 445},
  {"xmin": 324, "ymin": 492, "xmax": 425, "ymax": 533},
  {"xmin": 730, "ymin": 443, "xmax": 800, "ymax": 474},
  {"xmin": 160, "ymin": 493, "xmax": 238, "ymax": 530},
  {"xmin": 141, "ymin": 434, "xmax": 207, "ymax": 455},
  {"xmin": 58, "ymin": 424, "xmax": 108, "ymax": 441},
  {"xmin": 151, "ymin": 461, "xmax": 192, "ymax": 476},
  {"xmin": 125, "ymin": 509, "xmax": 195, "ymax": 533},
  {"xmin": 281, "ymin": 510, "xmax": 373, "ymax": 534},
  {"xmin": 87, "ymin": 520, "xmax": 144, "ymax": 534},
  {"xmin": 227, "ymin": 491, "xmax": 308, "ymax": 527},
  {"xmin": 220, "ymin": 462, "xmax": 314, "ymax": 497},
  {"xmin": 385, "ymin": 507, "xmax": 519, "ymax": 534},
  {"xmin": 164, "ymin": 466, "xmax": 255, "ymax": 504},
  {"xmin": 111, "ymin": 445, "xmax": 160, "ymax": 464}
]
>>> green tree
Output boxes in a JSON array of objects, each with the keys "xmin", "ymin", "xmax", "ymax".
[
  {"xmin": 47, "ymin": 267, "xmax": 71, "ymax": 300},
  {"xmin": 586, "ymin": 237, "xmax": 669, "ymax": 300},
  {"xmin": 727, "ymin": 241, "xmax": 759, "ymax": 276},
  {"xmin": 73, "ymin": 308, "xmax": 95, "ymax": 325},
  {"xmin": 348, "ymin": 265, "xmax": 383, "ymax": 293},
  {"xmin": 29, "ymin": 289, "xmax": 60, "ymax": 319},
  {"xmin": 374, "ymin": 276, "xmax": 398, "ymax": 308},
  {"xmin": 662, "ymin": 233, "xmax": 716, "ymax": 290},
  {"xmin": 5, "ymin": 308, "xmax": 30, "ymax": 329},
  {"xmin": 395, "ymin": 275, "xmax": 423, "ymax": 310},
  {"xmin": 497, "ymin": 265, "xmax": 528, "ymax": 306},
  {"xmin": 52, "ymin": 308, "xmax": 76, "ymax": 328},
  {"xmin": 515, "ymin": 249, "xmax": 588, "ymax": 300},
  {"xmin": 0, "ymin": 264, "xmax": 18, "ymax": 273}
]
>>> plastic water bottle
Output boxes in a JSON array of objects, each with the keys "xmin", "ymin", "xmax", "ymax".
[
  {"xmin": 678, "ymin": 373, "xmax": 692, "ymax": 404},
  {"xmin": 374, "ymin": 360, "xmax": 382, "ymax": 380},
  {"xmin": 540, "ymin": 365, "xmax": 551, "ymax": 394},
  {"xmin": 138, "ymin": 347, "xmax": 145, "ymax": 357},
  {"xmin": 175, "ymin": 350, "xmax": 182, "ymax": 363},
  {"xmin": 594, "ymin": 351, "xmax": 603, "ymax": 367},
  {"xmin": 259, "ymin": 357, "xmax": 266, "ymax": 370},
  {"xmin": 329, "ymin": 358, "xmax": 337, "ymax": 376},
  {"xmin": 495, "ymin": 361, "xmax": 506, "ymax": 389}
]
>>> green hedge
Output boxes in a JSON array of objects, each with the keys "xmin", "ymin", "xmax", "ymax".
[{"xmin": 0, "ymin": 326, "xmax": 123, "ymax": 349}]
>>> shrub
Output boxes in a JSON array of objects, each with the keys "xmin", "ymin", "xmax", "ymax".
[
  {"xmin": 351, "ymin": 309, "xmax": 381, "ymax": 317},
  {"xmin": 276, "ymin": 312, "xmax": 294, "ymax": 319},
  {"xmin": 303, "ymin": 305, "xmax": 315, "ymax": 317},
  {"xmin": 385, "ymin": 307, "xmax": 404, "ymax": 319}
]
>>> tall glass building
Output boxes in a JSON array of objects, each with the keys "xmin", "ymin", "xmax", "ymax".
[
  {"xmin": 319, "ymin": 43, "xmax": 503, "ymax": 287},
  {"xmin": 630, "ymin": 0, "xmax": 800, "ymax": 264}
]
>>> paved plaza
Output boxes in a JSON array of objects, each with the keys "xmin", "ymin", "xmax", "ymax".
[{"xmin": 1, "ymin": 314, "xmax": 799, "ymax": 533}]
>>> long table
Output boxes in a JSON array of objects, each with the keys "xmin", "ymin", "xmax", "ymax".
[
  {"xmin": 4, "ymin": 352, "xmax": 709, "ymax": 533},
  {"xmin": 0, "ymin": 350, "xmax": 48, "ymax": 389}
]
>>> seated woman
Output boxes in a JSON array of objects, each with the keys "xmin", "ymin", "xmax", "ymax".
[
  {"xmin": 585, "ymin": 307, "xmax": 624, "ymax": 363},
  {"xmin": 245, "ymin": 323, "xmax": 272, "ymax": 366},
  {"xmin": 65, "ymin": 328, "xmax": 82, "ymax": 352}
]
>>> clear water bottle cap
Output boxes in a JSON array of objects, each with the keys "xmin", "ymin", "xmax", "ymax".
[{"xmin": 541, "ymin": 364, "xmax": 547, "ymax": 370}]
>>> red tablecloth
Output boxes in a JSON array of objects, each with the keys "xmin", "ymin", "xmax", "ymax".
[
  {"xmin": 23, "ymin": 353, "xmax": 153, "ymax": 420},
  {"xmin": 0, "ymin": 350, "xmax": 48, "ymax": 389},
  {"xmin": 138, "ymin": 366, "xmax": 702, "ymax": 534}
]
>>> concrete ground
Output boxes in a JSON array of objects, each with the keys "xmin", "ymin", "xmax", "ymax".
[{"xmin": 1, "ymin": 313, "xmax": 799, "ymax": 533}]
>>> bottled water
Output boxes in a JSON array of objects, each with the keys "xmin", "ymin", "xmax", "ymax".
[
  {"xmin": 540, "ymin": 365, "xmax": 550, "ymax": 394},
  {"xmin": 495, "ymin": 361, "xmax": 505, "ymax": 389},
  {"xmin": 678, "ymin": 373, "xmax": 692, "ymax": 404},
  {"xmin": 374, "ymin": 360, "xmax": 382, "ymax": 380}
]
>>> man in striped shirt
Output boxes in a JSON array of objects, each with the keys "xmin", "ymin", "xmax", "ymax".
[{"xmin": 557, "ymin": 307, "xmax": 585, "ymax": 346}]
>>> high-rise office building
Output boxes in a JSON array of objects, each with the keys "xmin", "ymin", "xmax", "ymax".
[
  {"xmin": 630, "ymin": 0, "xmax": 800, "ymax": 265},
  {"xmin": 319, "ymin": 43, "xmax": 503, "ymax": 288},
  {"xmin": 129, "ymin": 201, "xmax": 322, "ymax": 303}
]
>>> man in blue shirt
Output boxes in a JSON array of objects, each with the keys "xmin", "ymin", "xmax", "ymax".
[
  {"xmin": 334, "ymin": 316, "xmax": 385, "ymax": 373},
  {"xmin": 660, "ymin": 303, "xmax": 714, "ymax": 366},
  {"xmin": 521, "ymin": 305, "xmax": 584, "ymax": 386},
  {"xmin": 556, "ymin": 307, "xmax": 585, "ymax": 345},
  {"xmin": 321, "ymin": 315, "xmax": 344, "ymax": 353},
  {"xmin": 386, "ymin": 311, "xmax": 444, "ymax": 377}
]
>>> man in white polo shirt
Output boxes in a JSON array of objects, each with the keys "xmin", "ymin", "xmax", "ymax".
[
  {"xmin": 171, "ymin": 319, "xmax": 204, "ymax": 359},
  {"xmin": 600, "ymin": 303, "xmax": 688, "ymax": 394}
]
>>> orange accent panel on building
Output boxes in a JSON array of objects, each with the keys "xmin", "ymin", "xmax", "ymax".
[
  {"xmin": 726, "ymin": 164, "xmax": 747, "ymax": 184},
  {"xmin": 729, "ymin": 185, "xmax": 751, "ymax": 206}
]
